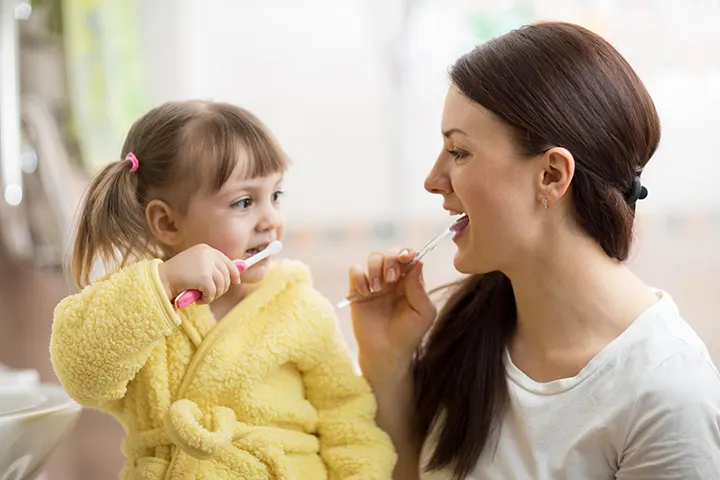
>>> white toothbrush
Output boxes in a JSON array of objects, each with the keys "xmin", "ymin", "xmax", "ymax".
[
  {"xmin": 174, "ymin": 241, "xmax": 283, "ymax": 309},
  {"xmin": 336, "ymin": 215, "xmax": 468, "ymax": 309}
]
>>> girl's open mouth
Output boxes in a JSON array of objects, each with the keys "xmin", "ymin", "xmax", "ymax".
[{"xmin": 244, "ymin": 243, "xmax": 269, "ymax": 258}]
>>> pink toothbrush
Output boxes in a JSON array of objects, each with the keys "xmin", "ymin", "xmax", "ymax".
[
  {"xmin": 336, "ymin": 214, "xmax": 469, "ymax": 309},
  {"xmin": 173, "ymin": 240, "xmax": 283, "ymax": 309}
]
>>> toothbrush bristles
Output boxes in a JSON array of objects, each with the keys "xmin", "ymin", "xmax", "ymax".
[{"xmin": 449, "ymin": 213, "xmax": 468, "ymax": 233}]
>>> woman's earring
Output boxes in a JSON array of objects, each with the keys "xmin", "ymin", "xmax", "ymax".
[{"xmin": 542, "ymin": 198, "xmax": 549, "ymax": 209}]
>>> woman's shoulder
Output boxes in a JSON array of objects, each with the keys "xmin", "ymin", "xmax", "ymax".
[
  {"xmin": 616, "ymin": 295, "xmax": 720, "ymax": 473},
  {"xmin": 624, "ymin": 290, "xmax": 720, "ymax": 406}
]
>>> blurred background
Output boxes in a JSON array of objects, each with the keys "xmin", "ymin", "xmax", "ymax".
[{"xmin": 0, "ymin": 0, "xmax": 719, "ymax": 478}]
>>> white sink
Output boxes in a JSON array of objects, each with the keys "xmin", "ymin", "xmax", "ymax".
[
  {"xmin": 0, "ymin": 391, "xmax": 47, "ymax": 417},
  {"xmin": 0, "ymin": 382, "xmax": 81, "ymax": 480},
  {"xmin": 0, "ymin": 365, "xmax": 39, "ymax": 391}
]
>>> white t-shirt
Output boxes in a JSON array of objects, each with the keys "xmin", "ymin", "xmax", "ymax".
[{"xmin": 420, "ymin": 292, "xmax": 720, "ymax": 479}]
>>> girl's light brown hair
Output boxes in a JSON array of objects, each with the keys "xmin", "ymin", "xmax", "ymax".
[{"xmin": 71, "ymin": 100, "xmax": 288, "ymax": 287}]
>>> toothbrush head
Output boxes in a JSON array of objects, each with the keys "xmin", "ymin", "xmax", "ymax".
[
  {"xmin": 264, "ymin": 240, "xmax": 283, "ymax": 256},
  {"xmin": 234, "ymin": 240, "xmax": 284, "ymax": 274},
  {"xmin": 450, "ymin": 214, "xmax": 469, "ymax": 233}
]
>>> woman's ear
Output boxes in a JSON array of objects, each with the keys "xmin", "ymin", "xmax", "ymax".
[{"xmin": 537, "ymin": 147, "xmax": 575, "ymax": 206}]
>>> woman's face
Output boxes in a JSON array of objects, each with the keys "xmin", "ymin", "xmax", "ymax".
[{"xmin": 424, "ymin": 87, "xmax": 550, "ymax": 275}]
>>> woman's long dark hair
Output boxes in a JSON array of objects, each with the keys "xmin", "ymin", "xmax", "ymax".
[{"xmin": 414, "ymin": 22, "xmax": 661, "ymax": 479}]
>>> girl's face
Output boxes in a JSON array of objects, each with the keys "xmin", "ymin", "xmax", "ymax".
[{"xmin": 172, "ymin": 151, "xmax": 285, "ymax": 284}]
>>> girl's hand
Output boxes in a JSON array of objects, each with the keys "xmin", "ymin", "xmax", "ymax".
[{"xmin": 158, "ymin": 244, "xmax": 241, "ymax": 304}]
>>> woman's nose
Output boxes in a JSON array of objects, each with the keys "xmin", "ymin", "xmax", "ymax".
[{"xmin": 424, "ymin": 158, "xmax": 451, "ymax": 195}]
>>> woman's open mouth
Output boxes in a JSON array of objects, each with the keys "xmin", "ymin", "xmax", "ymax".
[{"xmin": 450, "ymin": 214, "xmax": 469, "ymax": 235}]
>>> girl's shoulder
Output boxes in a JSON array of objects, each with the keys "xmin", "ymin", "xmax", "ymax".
[{"xmin": 263, "ymin": 259, "xmax": 334, "ymax": 311}]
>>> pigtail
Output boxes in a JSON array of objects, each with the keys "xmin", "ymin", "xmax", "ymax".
[{"xmin": 70, "ymin": 159, "xmax": 151, "ymax": 287}]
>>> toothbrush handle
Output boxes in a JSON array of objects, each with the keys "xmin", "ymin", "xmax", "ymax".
[
  {"xmin": 173, "ymin": 260, "xmax": 249, "ymax": 309},
  {"xmin": 174, "ymin": 289, "xmax": 203, "ymax": 309}
]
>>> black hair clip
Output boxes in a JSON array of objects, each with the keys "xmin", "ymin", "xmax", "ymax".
[{"xmin": 626, "ymin": 176, "xmax": 648, "ymax": 206}]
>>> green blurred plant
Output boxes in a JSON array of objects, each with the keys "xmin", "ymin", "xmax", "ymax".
[{"xmin": 29, "ymin": 0, "xmax": 63, "ymax": 36}]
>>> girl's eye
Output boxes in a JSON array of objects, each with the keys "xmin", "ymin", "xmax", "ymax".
[
  {"xmin": 232, "ymin": 197, "xmax": 253, "ymax": 209},
  {"xmin": 272, "ymin": 190, "xmax": 284, "ymax": 203},
  {"xmin": 447, "ymin": 148, "xmax": 468, "ymax": 160}
]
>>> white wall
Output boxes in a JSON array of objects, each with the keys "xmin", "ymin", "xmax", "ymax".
[
  {"xmin": 136, "ymin": 0, "xmax": 720, "ymax": 228},
  {"xmin": 139, "ymin": 0, "xmax": 398, "ymax": 226}
]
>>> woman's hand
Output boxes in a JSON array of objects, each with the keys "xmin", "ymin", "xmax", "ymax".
[{"xmin": 348, "ymin": 248, "xmax": 437, "ymax": 384}]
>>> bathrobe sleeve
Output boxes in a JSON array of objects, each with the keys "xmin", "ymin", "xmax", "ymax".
[
  {"xmin": 297, "ymin": 287, "xmax": 397, "ymax": 480},
  {"xmin": 50, "ymin": 259, "xmax": 182, "ymax": 408}
]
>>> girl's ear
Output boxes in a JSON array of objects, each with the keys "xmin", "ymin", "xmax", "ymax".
[{"xmin": 146, "ymin": 199, "xmax": 183, "ymax": 248}]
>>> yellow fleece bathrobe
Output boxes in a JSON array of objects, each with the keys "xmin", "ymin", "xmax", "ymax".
[{"xmin": 50, "ymin": 259, "xmax": 396, "ymax": 479}]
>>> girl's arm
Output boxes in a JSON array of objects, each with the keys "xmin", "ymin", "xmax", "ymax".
[
  {"xmin": 362, "ymin": 359, "xmax": 422, "ymax": 480},
  {"xmin": 50, "ymin": 259, "xmax": 182, "ymax": 409},
  {"xmin": 296, "ymin": 288, "xmax": 397, "ymax": 479}
]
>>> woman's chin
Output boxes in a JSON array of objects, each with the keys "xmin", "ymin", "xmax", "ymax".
[
  {"xmin": 453, "ymin": 251, "xmax": 472, "ymax": 274},
  {"xmin": 453, "ymin": 248, "xmax": 494, "ymax": 275}
]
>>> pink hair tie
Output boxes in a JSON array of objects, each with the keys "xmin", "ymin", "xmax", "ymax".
[{"xmin": 125, "ymin": 152, "xmax": 139, "ymax": 172}]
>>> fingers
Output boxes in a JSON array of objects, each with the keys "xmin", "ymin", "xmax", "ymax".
[
  {"xmin": 366, "ymin": 248, "xmax": 418, "ymax": 293},
  {"xmin": 197, "ymin": 268, "xmax": 227, "ymax": 305},
  {"xmin": 197, "ymin": 275, "xmax": 218, "ymax": 304},
  {"xmin": 398, "ymin": 248, "xmax": 416, "ymax": 265},
  {"xmin": 214, "ymin": 265, "xmax": 231, "ymax": 297},
  {"xmin": 366, "ymin": 253, "xmax": 385, "ymax": 293},
  {"xmin": 403, "ymin": 262, "xmax": 437, "ymax": 322},
  {"xmin": 221, "ymin": 255, "xmax": 242, "ymax": 285},
  {"xmin": 382, "ymin": 248, "xmax": 401, "ymax": 286},
  {"xmin": 207, "ymin": 253, "xmax": 238, "ymax": 304},
  {"xmin": 348, "ymin": 264, "xmax": 371, "ymax": 297}
]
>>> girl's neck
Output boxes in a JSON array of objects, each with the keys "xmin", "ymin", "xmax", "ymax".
[{"xmin": 209, "ymin": 282, "xmax": 255, "ymax": 322}]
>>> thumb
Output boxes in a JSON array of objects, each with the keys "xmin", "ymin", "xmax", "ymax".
[{"xmin": 403, "ymin": 262, "xmax": 436, "ymax": 322}]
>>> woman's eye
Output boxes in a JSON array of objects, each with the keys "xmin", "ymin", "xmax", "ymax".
[
  {"xmin": 447, "ymin": 148, "xmax": 468, "ymax": 160},
  {"xmin": 232, "ymin": 197, "xmax": 253, "ymax": 209}
]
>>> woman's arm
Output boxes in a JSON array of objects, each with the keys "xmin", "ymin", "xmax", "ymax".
[{"xmin": 348, "ymin": 248, "xmax": 438, "ymax": 480}]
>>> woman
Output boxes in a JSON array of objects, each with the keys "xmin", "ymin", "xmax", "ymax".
[{"xmin": 348, "ymin": 22, "xmax": 720, "ymax": 480}]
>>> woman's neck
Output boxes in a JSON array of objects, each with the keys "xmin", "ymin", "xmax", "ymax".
[{"xmin": 505, "ymin": 232, "xmax": 658, "ymax": 381}]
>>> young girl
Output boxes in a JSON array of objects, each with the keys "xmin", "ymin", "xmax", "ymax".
[{"xmin": 50, "ymin": 100, "xmax": 396, "ymax": 479}]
